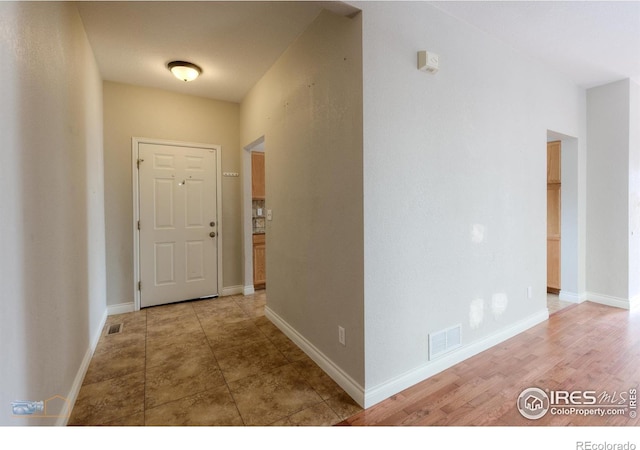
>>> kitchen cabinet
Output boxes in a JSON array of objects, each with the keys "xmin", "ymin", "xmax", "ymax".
[
  {"xmin": 251, "ymin": 152, "xmax": 265, "ymax": 199},
  {"xmin": 253, "ymin": 233, "xmax": 266, "ymax": 288},
  {"xmin": 547, "ymin": 141, "xmax": 561, "ymax": 294}
]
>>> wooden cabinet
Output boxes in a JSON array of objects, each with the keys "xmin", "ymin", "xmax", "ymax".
[
  {"xmin": 547, "ymin": 141, "xmax": 561, "ymax": 293},
  {"xmin": 547, "ymin": 141, "xmax": 561, "ymax": 184},
  {"xmin": 251, "ymin": 152, "xmax": 265, "ymax": 199},
  {"xmin": 251, "ymin": 152, "xmax": 266, "ymax": 288},
  {"xmin": 253, "ymin": 233, "xmax": 266, "ymax": 288}
]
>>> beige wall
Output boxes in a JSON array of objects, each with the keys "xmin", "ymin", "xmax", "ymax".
[
  {"xmin": 241, "ymin": 11, "xmax": 365, "ymax": 386},
  {"xmin": 0, "ymin": 2, "xmax": 105, "ymax": 424},
  {"xmin": 103, "ymin": 82, "xmax": 242, "ymax": 306}
]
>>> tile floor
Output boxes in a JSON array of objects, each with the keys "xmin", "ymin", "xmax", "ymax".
[
  {"xmin": 68, "ymin": 290, "xmax": 362, "ymax": 426},
  {"xmin": 546, "ymin": 292, "xmax": 573, "ymax": 315}
]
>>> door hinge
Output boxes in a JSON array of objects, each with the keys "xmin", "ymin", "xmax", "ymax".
[
  {"xmin": 138, "ymin": 281, "xmax": 142, "ymax": 291},
  {"xmin": 137, "ymin": 158, "xmax": 144, "ymax": 169},
  {"xmin": 137, "ymin": 220, "xmax": 140, "ymax": 230}
]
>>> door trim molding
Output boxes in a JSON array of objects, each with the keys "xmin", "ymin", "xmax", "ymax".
[{"xmin": 131, "ymin": 137, "xmax": 223, "ymax": 311}]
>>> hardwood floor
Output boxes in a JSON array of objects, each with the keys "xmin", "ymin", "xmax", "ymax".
[{"xmin": 341, "ymin": 301, "xmax": 640, "ymax": 426}]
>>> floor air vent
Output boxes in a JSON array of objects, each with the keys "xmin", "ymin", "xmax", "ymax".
[
  {"xmin": 106, "ymin": 323, "xmax": 123, "ymax": 335},
  {"xmin": 429, "ymin": 324, "xmax": 461, "ymax": 360}
]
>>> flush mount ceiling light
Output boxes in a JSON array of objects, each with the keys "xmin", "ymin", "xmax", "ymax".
[{"xmin": 167, "ymin": 61, "xmax": 202, "ymax": 82}]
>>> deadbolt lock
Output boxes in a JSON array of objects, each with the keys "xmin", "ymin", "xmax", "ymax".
[{"xmin": 210, "ymin": 222, "xmax": 215, "ymax": 227}]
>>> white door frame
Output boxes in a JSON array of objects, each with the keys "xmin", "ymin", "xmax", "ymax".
[{"xmin": 132, "ymin": 137, "xmax": 223, "ymax": 311}]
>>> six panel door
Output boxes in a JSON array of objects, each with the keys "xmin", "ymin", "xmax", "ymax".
[{"xmin": 138, "ymin": 142, "xmax": 218, "ymax": 308}]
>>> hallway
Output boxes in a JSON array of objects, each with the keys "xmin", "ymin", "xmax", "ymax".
[{"xmin": 69, "ymin": 291, "xmax": 362, "ymax": 425}]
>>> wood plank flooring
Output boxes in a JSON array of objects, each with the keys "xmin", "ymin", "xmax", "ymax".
[{"xmin": 340, "ymin": 301, "xmax": 640, "ymax": 426}]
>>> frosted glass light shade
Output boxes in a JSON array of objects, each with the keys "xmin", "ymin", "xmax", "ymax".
[{"xmin": 168, "ymin": 61, "xmax": 202, "ymax": 82}]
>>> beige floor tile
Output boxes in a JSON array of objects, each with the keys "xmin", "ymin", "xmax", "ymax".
[
  {"xmin": 146, "ymin": 302, "xmax": 195, "ymax": 322},
  {"xmin": 93, "ymin": 328, "xmax": 146, "ymax": 355},
  {"xmin": 105, "ymin": 310, "xmax": 147, "ymax": 334},
  {"xmin": 69, "ymin": 371, "xmax": 145, "ymax": 425},
  {"xmin": 195, "ymin": 303, "xmax": 250, "ymax": 324},
  {"xmin": 192, "ymin": 297, "xmax": 244, "ymax": 317},
  {"xmin": 287, "ymin": 402, "xmax": 341, "ymax": 426},
  {"xmin": 253, "ymin": 317, "xmax": 307, "ymax": 361},
  {"xmin": 146, "ymin": 315, "xmax": 203, "ymax": 340},
  {"xmin": 146, "ymin": 332, "xmax": 210, "ymax": 368},
  {"xmin": 202, "ymin": 319, "xmax": 266, "ymax": 350},
  {"xmin": 145, "ymin": 385, "xmax": 244, "ymax": 426},
  {"xmin": 228, "ymin": 364, "xmax": 323, "ymax": 425},
  {"xmin": 267, "ymin": 332, "xmax": 307, "ymax": 362},
  {"xmin": 547, "ymin": 293, "xmax": 573, "ymax": 315},
  {"xmin": 70, "ymin": 290, "xmax": 359, "ymax": 427},
  {"xmin": 291, "ymin": 358, "xmax": 345, "ymax": 400},
  {"xmin": 214, "ymin": 339, "xmax": 289, "ymax": 382},
  {"xmin": 192, "ymin": 297, "xmax": 238, "ymax": 311},
  {"xmin": 252, "ymin": 315, "xmax": 275, "ymax": 331},
  {"xmin": 253, "ymin": 317, "xmax": 283, "ymax": 339},
  {"xmin": 234, "ymin": 295, "xmax": 266, "ymax": 318},
  {"xmin": 145, "ymin": 349, "xmax": 225, "ymax": 409},
  {"xmin": 103, "ymin": 412, "xmax": 145, "ymax": 426},
  {"xmin": 82, "ymin": 338, "xmax": 145, "ymax": 385},
  {"xmin": 325, "ymin": 391, "xmax": 363, "ymax": 421},
  {"xmin": 269, "ymin": 417, "xmax": 292, "ymax": 425}
]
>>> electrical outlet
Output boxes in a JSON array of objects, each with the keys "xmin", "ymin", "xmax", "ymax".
[
  {"xmin": 338, "ymin": 326, "xmax": 346, "ymax": 346},
  {"xmin": 527, "ymin": 286, "xmax": 533, "ymax": 299}
]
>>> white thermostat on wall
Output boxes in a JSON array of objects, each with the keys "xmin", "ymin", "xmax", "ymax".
[{"xmin": 418, "ymin": 51, "xmax": 439, "ymax": 74}]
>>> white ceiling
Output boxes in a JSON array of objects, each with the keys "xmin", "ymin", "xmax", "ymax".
[
  {"xmin": 77, "ymin": 1, "xmax": 640, "ymax": 103},
  {"xmin": 430, "ymin": 1, "xmax": 640, "ymax": 89},
  {"xmin": 77, "ymin": 1, "xmax": 359, "ymax": 102}
]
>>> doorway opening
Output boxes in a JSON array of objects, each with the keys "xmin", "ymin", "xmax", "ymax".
[
  {"xmin": 547, "ymin": 139, "xmax": 561, "ymax": 295},
  {"xmin": 243, "ymin": 136, "xmax": 266, "ymax": 295},
  {"xmin": 546, "ymin": 130, "xmax": 580, "ymax": 314}
]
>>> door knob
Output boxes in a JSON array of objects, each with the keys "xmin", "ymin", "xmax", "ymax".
[{"xmin": 209, "ymin": 232, "xmax": 216, "ymax": 238}]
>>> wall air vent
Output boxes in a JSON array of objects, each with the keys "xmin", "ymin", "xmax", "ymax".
[{"xmin": 429, "ymin": 324, "xmax": 462, "ymax": 360}]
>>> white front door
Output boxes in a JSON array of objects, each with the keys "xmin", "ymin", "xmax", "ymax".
[{"xmin": 138, "ymin": 142, "xmax": 219, "ymax": 308}]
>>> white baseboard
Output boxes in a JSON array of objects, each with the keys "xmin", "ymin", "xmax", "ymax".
[
  {"xmin": 107, "ymin": 302, "xmax": 135, "ymax": 315},
  {"xmin": 265, "ymin": 307, "xmax": 366, "ymax": 407},
  {"xmin": 243, "ymin": 285, "xmax": 255, "ymax": 296},
  {"xmin": 587, "ymin": 292, "xmax": 633, "ymax": 310},
  {"xmin": 559, "ymin": 290, "xmax": 586, "ymax": 303},
  {"xmin": 363, "ymin": 308, "xmax": 550, "ymax": 408},
  {"xmin": 266, "ymin": 306, "xmax": 548, "ymax": 409},
  {"xmin": 222, "ymin": 285, "xmax": 244, "ymax": 296},
  {"xmin": 56, "ymin": 308, "xmax": 108, "ymax": 426}
]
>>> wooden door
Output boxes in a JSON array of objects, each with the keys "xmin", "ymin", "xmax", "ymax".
[
  {"xmin": 138, "ymin": 142, "xmax": 218, "ymax": 307},
  {"xmin": 547, "ymin": 141, "xmax": 561, "ymax": 293}
]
